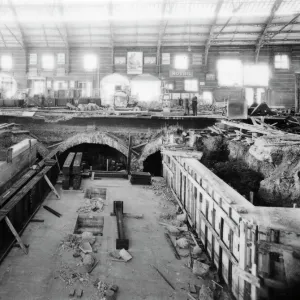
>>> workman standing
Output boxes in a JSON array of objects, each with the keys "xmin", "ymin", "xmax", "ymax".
[
  {"xmin": 192, "ymin": 95, "xmax": 198, "ymax": 116},
  {"xmin": 184, "ymin": 97, "xmax": 189, "ymax": 115}
]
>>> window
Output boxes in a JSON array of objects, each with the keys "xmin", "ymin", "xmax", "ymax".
[
  {"xmin": 274, "ymin": 54, "xmax": 289, "ymax": 69},
  {"xmin": 84, "ymin": 54, "xmax": 97, "ymax": 70},
  {"xmin": 217, "ymin": 59, "xmax": 243, "ymax": 86},
  {"xmin": 174, "ymin": 54, "xmax": 189, "ymax": 69},
  {"xmin": 244, "ymin": 64, "xmax": 269, "ymax": 86},
  {"xmin": 1, "ymin": 55, "xmax": 13, "ymax": 70},
  {"xmin": 202, "ymin": 91, "xmax": 213, "ymax": 104},
  {"xmin": 42, "ymin": 54, "xmax": 54, "ymax": 70},
  {"xmin": 184, "ymin": 79, "xmax": 198, "ymax": 92}
]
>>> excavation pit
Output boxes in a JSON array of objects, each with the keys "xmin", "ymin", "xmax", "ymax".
[{"xmin": 74, "ymin": 214, "xmax": 104, "ymax": 236}]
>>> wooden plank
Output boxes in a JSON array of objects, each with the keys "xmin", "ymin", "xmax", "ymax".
[
  {"xmin": 199, "ymin": 211, "xmax": 261, "ymax": 288},
  {"xmin": 162, "ymin": 149, "xmax": 203, "ymax": 159},
  {"xmin": 258, "ymin": 240, "xmax": 299, "ymax": 254},
  {"xmin": 0, "ymin": 166, "xmax": 52, "ymax": 222},
  {"xmin": 62, "ymin": 152, "xmax": 75, "ymax": 176},
  {"xmin": 44, "ymin": 175, "xmax": 60, "ymax": 199},
  {"xmin": 72, "ymin": 152, "xmax": 83, "ymax": 174},
  {"xmin": 164, "ymin": 160, "xmax": 239, "ymax": 235},
  {"xmin": 127, "ymin": 134, "xmax": 132, "ymax": 174},
  {"xmin": 5, "ymin": 216, "xmax": 28, "ymax": 255}
]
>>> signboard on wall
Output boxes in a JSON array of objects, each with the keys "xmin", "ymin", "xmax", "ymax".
[
  {"xmin": 144, "ymin": 56, "xmax": 156, "ymax": 65},
  {"xmin": 57, "ymin": 53, "xmax": 65, "ymax": 65},
  {"xmin": 127, "ymin": 52, "xmax": 143, "ymax": 74},
  {"xmin": 169, "ymin": 70, "xmax": 193, "ymax": 78},
  {"xmin": 192, "ymin": 53, "xmax": 202, "ymax": 65},
  {"xmin": 206, "ymin": 73, "xmax": 216, "ymax": 80},
  {"xmin": 162, "ymin": 53, "xmax": 170, "ymax": 65},
  {"xmin": 114, "ymin": 56, "xmax": 126, "ymax": 65},
  {"xmin": 29, "ymin": 53, "xmax": 37, "ymax": 65}
]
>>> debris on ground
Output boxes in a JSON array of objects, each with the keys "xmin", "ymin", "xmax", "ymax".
[
  {"xmin": 119, "ymin": 248, "xmax": 132, "ymax": 262},
  {"xmin": 199, "ymin": 285, "xmax": 214, "ymax": 300},
  {"xmin": 81, "ymin": 231, "xmax": 96, "ymax": 245},
  {"xmin": 77, "ymin": 197, "xmax": 105, "ymax": 213},
  {"xmin": 192, "ymin": 245, "xmax": 202, "ymax": 257},
  {"xmin": 193, "ymin": 261, "xmax": 210, "ymax": 277},
  {"xmin": 79, "ymin": 242, "xmax": 93, "ymax": 254},
  {"xmin": 176, "ymin": 237, "xmax": 190, "ymax": 249},
  {"xmin": 144, "ymin": 177, "xmax": 176, "ymax": 203}
]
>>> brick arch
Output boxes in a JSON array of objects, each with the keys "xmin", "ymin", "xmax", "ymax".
[
  {"xmin": 58, "ymin": 131, "xmax": 129, "ymax": 157},
  {"xmin": 138, "ymin": 137, "xmax": 163, "ymax": 169}
]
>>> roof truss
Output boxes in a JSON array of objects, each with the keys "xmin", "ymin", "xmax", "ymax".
[
  {"xmin": 255, "ymin": 0, "xmax": 283, "ymax": 62},
  {"xmin": 204, "ymin": 0, "xmax": 224, "ymax": 66}
]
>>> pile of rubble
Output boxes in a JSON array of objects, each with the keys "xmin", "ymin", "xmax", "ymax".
[
  {"xmin": 77, "ymin": 197, "xmax": 105, "ymax": 213},
  {"xmin": 144, "ymin": 177, "xmax": 176, "ymax": 203},
  {"xmin": 66, "ymin": 102, "xmax": 104, "ymax": 112}
]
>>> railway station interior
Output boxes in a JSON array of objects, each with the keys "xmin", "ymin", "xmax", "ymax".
[{"xmin": 1, "ymin": 1, "xmax": 300, "ymax": 300}]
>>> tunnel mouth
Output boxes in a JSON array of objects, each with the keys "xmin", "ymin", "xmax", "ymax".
[
  {"xmin": 59, "ymin": 143, "xmax": 127, "ymax": 172},
  {"xmin": 143, "ymin": 150, "xmax": 163, "ymax": 177}
]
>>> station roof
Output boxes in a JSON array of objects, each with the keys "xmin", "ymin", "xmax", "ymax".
[{"xmin": 0, "ymin": 0, "xmax": 299, "ymax": 50}]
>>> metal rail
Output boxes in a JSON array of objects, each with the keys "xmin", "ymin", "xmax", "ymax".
[{"xmin": 113, "ymin": 201, "xmax": 129, "ymax": 250}]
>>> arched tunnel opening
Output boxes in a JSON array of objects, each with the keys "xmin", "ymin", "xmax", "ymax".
[
  {"xmin": 58, "ymin": 143, "xmax": 127, "ymax": 171},
  {"xmin": 143, "ymin": 151, "xmax": 163, "ymax": 177}
]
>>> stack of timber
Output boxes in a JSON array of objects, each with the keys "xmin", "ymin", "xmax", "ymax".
[
  {"xmin": 62, "ymin": 152, "xmax": 75, "ymax": 190},
  {"xmin": 72, "ymin": 153, "xmax": 83, "ymax": 190},
  {"xmin": 93, "ymin": 171, "xmax": 128, "ymax": 179},
  {"xmin": 130, "ymin": 172, "xmax": 151, "ymax": 185}
]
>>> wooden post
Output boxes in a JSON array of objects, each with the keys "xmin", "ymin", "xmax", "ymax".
[
  {"xmin": 127, "ymin": 134, "xmax": 132, "ymax": 174},
  {"xmin": 250, "ymin": 192, "xmax": 254, "ymax": 204},
  {"xmin": 5, "ymin": 216, "xmax": 28, "ymax": 255},
  {"xmin": 251, "ymin": 226, "xmax": 258, "ymax": 300},
  {"xmin": 55, "ymin": 154, "xmax": 61, "ymax": 173},
  {"xmin": 44, "ymin": 174, "xmax": 60, "ymax": 199},
  {"xmin": 239, "ymin": 221, "xmax": 247, "ymax": 300}
]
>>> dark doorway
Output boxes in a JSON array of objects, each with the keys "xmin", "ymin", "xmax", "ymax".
[
  {"xmin": 143, "ymin": 151, "xmax": 162, "ymax": 176},
  {"xmin": 59, "ymin": 143, "xmax": 127, "ymax": 171}
]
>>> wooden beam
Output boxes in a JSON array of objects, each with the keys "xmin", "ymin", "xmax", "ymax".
[
  {"xmin": 199, "ymin": 211, "xmax": 261, "ymax": 288},
  {"xmin": 204, "ymin": 0, "xmax": 224, "ymax": 66},
  {"xmin": 7, "ymin": 0, "xmax": 26, "ymax": 48},
  {"xmin": 42, "ymin": 25, "xmax": 49, "ymax": 47},
  {"xmin": 44, "ymin": 175, "xmax": 60, "ymax": 199},
  {"xmin": 212, "ymin": 3, "xmax": 244, "ymax": 41},
  {"xmin": 108, "ymin": 0, "xmax": 114, "ymax": 48},
  {"xmin": 5, "ymin": 216, "xmax": 28, "ymax": 255},
  {"xmin": 56, "ymin": 0, "xmax": 69, "ymax": 49},
  {"xmin": 0, "ymin": 30, "xmax": 7, "ymax": 48},
  {"xmin": 162, "ymin": 149, "xmax": 203, "ymax": 159},
  {"xmin": 258, "ymin": 240, "xmax": 300, "ymax": 254},
  {"xmin": 263, "ymin": 13, "xmax": 300, "ymax": 45},
  {"xmin": 255, "ymin": 0, "xmax": 283, "ymax": 62}
]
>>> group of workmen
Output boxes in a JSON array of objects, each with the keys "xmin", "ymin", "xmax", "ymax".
[{"xmin": 178, "ymin": 95, "xmax": 198, "ymax": 116}]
